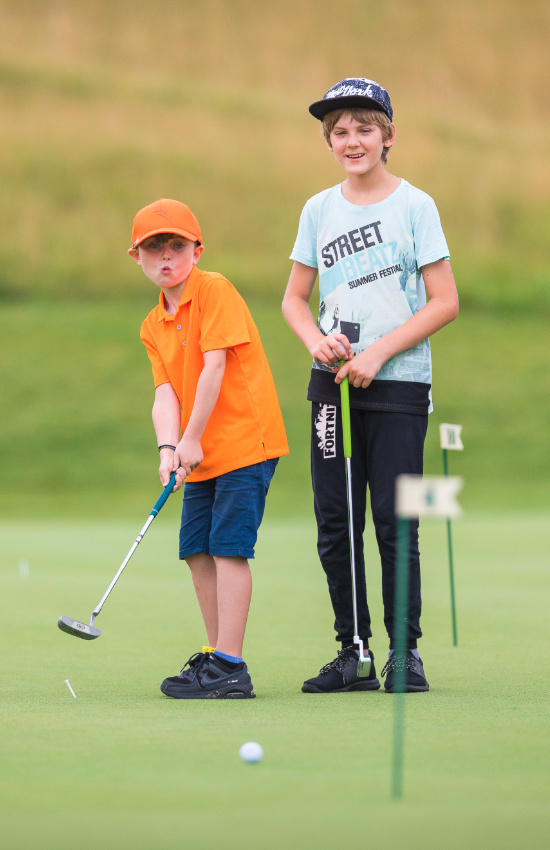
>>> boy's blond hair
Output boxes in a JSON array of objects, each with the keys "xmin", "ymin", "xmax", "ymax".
[{"xmin": 322, "ymin": 107, "xmax": 394, "ymax": 164}]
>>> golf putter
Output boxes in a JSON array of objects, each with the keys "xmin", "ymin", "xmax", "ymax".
[
  {"xmin": 58, "ymin": 471, "xmax": 178, "ymax": 640},
  {"xmin": 339, "ymin": 321, "xmax": 371, "ymax": 677}
]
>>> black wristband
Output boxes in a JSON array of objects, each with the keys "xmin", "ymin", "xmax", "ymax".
[{"xmin": 158, "ymin": 444, "xmax": 177, "ymax": 452}]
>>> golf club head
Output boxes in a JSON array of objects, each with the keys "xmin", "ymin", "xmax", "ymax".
[
  {"xmin": 354, "ymin": 639, "xmax": 371, "ymax": 678},
  {"xmin": 357, "ymin": 653, "xmax": 372, "ymax": 677},
  {"xmin": 58, "ymin": 616, "xmax": 101, "ymax": 640}
]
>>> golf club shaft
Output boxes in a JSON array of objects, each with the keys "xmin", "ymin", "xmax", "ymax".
[
  {"xmin": 339, "ymin": 362, "xmax": 360, "ymax": 642},
  {"xmin": 90, "ymin": 471, "xmax": 177, "ymax": 624},
  {"xmin": 344, "ymin": 456, "xmax": 360, "ymax": 638},
  {"xmin": 91, "ymin": 513, "xmax": 156, "ymax": 622}
]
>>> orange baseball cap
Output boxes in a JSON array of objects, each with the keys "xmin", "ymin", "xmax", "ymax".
[{"xmin": 129, "ymin": 198, "xmax": 202, "ymax": 252}]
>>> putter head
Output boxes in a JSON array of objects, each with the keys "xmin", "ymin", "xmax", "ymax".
[
  {"xmin": 355, "ymin": 639, "xmax": 372, "ymax": 678},
  {"xmin": 58, "ymin": 616, "xmax": 101, "ymax": 640},
  {"xmin": 357, "ymin": 653, "xmax": 372, "ymax": 677}
]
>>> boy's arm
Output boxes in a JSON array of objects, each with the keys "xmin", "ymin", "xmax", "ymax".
[
  {"xmin": 282, "ymin": 261, "xmax": 353, "ymax": 364},
  {"xmin": 174, "ymin": 348, "xmax": 227, "ymax": 474},
  {"xmin": 336, "ymin": 258, "xmax": 459, "ymax": 388},
  {"xmin": 152, "ymin": 382, "xmax": 188, "ymax": 490}
]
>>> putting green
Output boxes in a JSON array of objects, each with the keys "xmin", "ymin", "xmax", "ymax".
[{"xmin": 1, "ymin": 514, "xmax": 548, "ymax": 849}]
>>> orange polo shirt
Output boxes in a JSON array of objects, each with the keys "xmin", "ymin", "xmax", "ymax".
[{"xmin": 140, "ymin": 265, "xmax": 289, "ymax": 482}]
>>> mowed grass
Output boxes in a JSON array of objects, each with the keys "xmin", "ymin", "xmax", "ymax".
[
  {"xmin": 1, "ymin": 299, "xmax": 549, "ymax": 519},
  {"xmin": 1, "ymin": 513, "xmax": 549, "ymax": 849}
]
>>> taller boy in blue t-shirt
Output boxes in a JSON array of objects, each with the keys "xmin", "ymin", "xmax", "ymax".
[{"xmin": 282, "ymin": 78, "xmax": 459, "ymax": 693}]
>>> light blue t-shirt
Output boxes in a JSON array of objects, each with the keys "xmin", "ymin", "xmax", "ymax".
[{"xmin": 290, "ymin": 179, "xmax": 449, "ymax": 388}]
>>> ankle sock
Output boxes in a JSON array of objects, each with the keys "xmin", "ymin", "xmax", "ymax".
[
  {"xmin": 388, "ymin": 649, "xmax": 420, "ymax": 660},
  {"xmin": 213, "ymin": 650, "xmax": 243, "ymax": 669}
]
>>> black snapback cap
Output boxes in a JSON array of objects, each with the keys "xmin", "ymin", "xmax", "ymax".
[{"xmin": 309, "ymin": 78, "xmax": 393, "ymax": 122}]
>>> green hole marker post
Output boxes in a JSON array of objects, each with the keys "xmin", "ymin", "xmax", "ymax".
[
  {"xmin": 392, "ymin": 473, "xmax": 464, "ymax": 799},
  {"xmin": 439, "ymin": 424, "xmax": 464, "ymax": 646},
  {"xmin": 391, "ymin": 513, "xmax": 410, "ymax": 798}
]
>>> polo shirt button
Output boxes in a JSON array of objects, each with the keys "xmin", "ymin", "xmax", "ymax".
[{"xmin": 177, "ymin": 325, "xmax": 181, "ymax": 330}]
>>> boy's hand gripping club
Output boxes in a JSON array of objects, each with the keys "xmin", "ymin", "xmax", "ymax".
[{"xmin": 339, "ymin": 359, "xmax": 371, "ymax": 677}]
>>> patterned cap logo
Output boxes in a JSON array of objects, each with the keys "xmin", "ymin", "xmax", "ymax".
[{"xmin": 322, "ymin": 77, "xmax": 392, "ymax": 120}]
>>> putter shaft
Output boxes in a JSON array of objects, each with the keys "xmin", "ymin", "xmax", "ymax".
[{"xmin": 58, "ymin": 471, "xmax": 177, "ymax": 639}]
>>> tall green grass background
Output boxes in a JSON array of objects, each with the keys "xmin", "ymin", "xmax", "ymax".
[{"xmin": 1, "ymin": 0, "xmax": 549, "ymax": 517}]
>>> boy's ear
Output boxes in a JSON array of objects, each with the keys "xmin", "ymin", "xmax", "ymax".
[
  {"xmin": 128, "ymin": 247, "xmax": 142, "ymax": 265},
  {"xmin": 384, "ymin": 123, "xmax": 397, "ymax": 149},
  {"xmin": 193, "ymin": 244, "xmax": 204, "ymax": 265}
]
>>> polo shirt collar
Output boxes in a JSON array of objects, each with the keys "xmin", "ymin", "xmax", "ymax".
[{"xmin": 179, "ymin": 264, "xmax": 201, "ymax": 305}]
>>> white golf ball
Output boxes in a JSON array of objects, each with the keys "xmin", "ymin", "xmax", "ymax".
[{"xmin": 239, "ymin": 741, "xmax": 264, "ymax": 763}]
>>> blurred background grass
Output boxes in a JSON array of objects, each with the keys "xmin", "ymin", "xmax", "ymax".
[{"xmin": 1, "ymin": 0, "xmax": 549, "ymax": 518}]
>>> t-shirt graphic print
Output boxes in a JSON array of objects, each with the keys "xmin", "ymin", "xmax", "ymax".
[{"xmin": 290, "ymin": 180, "xmax": 449, "ymax": 388}]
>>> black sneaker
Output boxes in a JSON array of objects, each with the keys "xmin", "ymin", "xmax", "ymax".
[
  {"xmin": 161, "ymin": 654, "xmax": 255, "ymax": 699},
  {"xmin": 381, "ymin": 651, "xmax": 429, "ymax": 693},
  {"xmin": 302, "ymin": 647, "xmax": 380, "ymax": 693},
  {"xmin": 162, "ymin": 648, "xmax": 212, "ymax": 689}
]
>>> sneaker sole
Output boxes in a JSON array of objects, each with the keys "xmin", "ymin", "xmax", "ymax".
[
  {"xmin": 160, "ymin": 682, "xmax": 256, "ymax": 699},
  {"xmin": 384, "ymin": 683, "xmax": 429, "ymax": 693},
  {"xmin": 302, "ymin": 679, "xmax": 380, "ymax": 693}
]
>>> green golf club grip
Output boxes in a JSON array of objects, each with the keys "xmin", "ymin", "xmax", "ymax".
[
  {"xmin": 339, "ymin": 360, "xmax": 352, "ymax": 458},
  {"xmin": 151, "ymin": 470, "xmax": 178, "ymax": 516}
]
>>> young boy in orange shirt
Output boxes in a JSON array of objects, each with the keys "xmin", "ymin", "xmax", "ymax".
[{"xmin": 129, "ymin": 198, "xmax": 288, "ymax": 699}]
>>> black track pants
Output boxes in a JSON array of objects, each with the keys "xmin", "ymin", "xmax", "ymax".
[{"xmin": 311, "ymin": 403, "xmax": 428, "ymax": 648}]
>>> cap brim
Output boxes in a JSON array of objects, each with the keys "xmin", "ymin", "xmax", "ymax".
[
  {"xmin": 129, "ymin": 227, "xmax": 201, "ymax": 252},
  {"xmin": 309, "ymin": 95, "xmax": 390, "ymax": 121}
]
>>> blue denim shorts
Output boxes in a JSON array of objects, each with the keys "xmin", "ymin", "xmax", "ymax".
[{"xmin": 179, "ymin": 459, "xmax": 279, "ymax": 560}]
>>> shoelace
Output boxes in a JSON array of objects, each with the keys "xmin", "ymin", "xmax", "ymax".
[
  {"xmin": 179, "ymin": 651, "xmax": 209, "ymax": 676},
  {"xmin": 381, "ymin": 653, "xmax": 418, "ymax": 678},
  {"xmin": 318, "ymin": 648, "xmax": 356, "ymax": 675}
]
